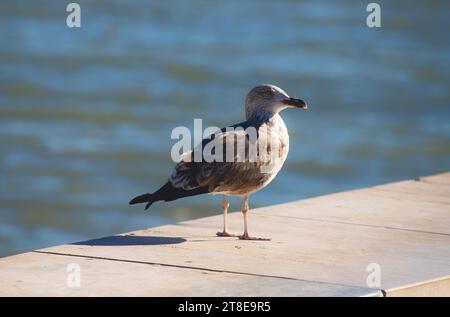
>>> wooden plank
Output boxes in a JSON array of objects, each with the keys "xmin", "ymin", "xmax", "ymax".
[
  {"xmin": 385, "ymin": 276, "xmax": 450, "ymax": 297},
  {"xmin": 38, "ymin": 209, "xmax": 450, "ymax": 291},
  {"xmin": 1, "ymin": 172, "xmax": 449, "ymax": 296},
  {"xmin": 252, "ymin": 187, "xmax": 450, "ymax": 234},
  {"xmin": 0, "ymin": 252, "xmax": 378, "ymax": 297},
  {"xmin": 372, "ymin": 180, "xmax": 450, "ymax": 203}
]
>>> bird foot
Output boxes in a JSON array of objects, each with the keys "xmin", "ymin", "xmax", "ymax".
[
  {"xmin": 239, "ymin": 233, "xmax": 271, "ymax": 241},
  {"xmin": 216, "ymin": 231, "xmax": 239, "ymax": 237}
]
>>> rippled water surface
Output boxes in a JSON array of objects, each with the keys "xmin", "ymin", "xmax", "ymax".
[{"xmin": 1, "ymin": 1, "xmax": 449, "ymax": 257}]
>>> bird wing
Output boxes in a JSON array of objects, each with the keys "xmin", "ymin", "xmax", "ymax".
[
  {"xmin": 169, "ymin": 120, "xmax": 274, "ymax": 195},
  {"xmin": 130, "ymin": 118, "xmax": 288, "ymax": 207}
]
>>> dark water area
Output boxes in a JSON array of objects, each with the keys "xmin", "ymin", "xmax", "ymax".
[{"xmin": 1, "ymin": 0, "xmax": 449, "ymax": 257}]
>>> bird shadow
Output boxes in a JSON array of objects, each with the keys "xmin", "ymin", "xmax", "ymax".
[{"xmin": 71, "ymin": 235, "xmax": 186, "ymax": 246}]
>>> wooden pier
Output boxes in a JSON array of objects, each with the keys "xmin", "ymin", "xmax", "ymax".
[{"xmin": 0, "ymin": 172, "xmax": 449, "ymax": 296}]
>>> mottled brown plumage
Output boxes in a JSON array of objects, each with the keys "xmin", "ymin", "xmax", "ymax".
[{"xmin": 130, "ymin": 84, "xmax": 307, "ymax": 240}]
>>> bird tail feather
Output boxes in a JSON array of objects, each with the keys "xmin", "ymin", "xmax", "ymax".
[{"xmin": 129, "ymin": 193, "xmax": 156, "ymax": 210}]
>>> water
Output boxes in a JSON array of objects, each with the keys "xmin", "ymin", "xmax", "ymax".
[{"xmin": 1, "ymin": 0, "xmax": 449, "ymax": 257}]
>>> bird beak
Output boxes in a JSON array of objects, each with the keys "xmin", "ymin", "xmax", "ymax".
[{"xmin": 283, "ymin": 97, "xmax": 308, "ymax": 109}]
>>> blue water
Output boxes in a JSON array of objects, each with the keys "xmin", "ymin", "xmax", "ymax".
[{"xmin": 1, "ymin": 0, "xmax": 449, "ymax": 257}]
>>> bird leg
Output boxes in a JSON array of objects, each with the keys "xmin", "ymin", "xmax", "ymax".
[
  {"xmin": 216, "ymin": 195, "xmax": 239, "ymax": 237},
  {"xmin": 239, "ymin": 196, "xmax": 271, "ymax": 241}
]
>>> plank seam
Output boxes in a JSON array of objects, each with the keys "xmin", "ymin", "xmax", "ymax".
[
  {"xmin": 251, "ymin": 212, "xmax": 450, "ymax": 237},
  {"xmin": 32, "ymin": 250, "xmax": 377, "ymax": 293}
]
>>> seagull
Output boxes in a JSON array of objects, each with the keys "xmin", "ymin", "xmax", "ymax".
[{"xmin": 129, "ymin": 84, "xmax": 307, "ymax": 240}]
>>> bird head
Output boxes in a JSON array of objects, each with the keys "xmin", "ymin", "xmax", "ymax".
[{"xmin": 245, "ymin": 84, "xmax": 307, "ymax": 120}]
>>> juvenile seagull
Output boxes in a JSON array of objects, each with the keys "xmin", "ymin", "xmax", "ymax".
[{"xmin": 129, "ymin": 84, "xmax": 307, "ymax": 240}]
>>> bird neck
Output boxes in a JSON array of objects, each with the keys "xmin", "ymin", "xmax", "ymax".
[{"xmin": 246, "ymin": 109, "xmax": 280, "ymax": 125}]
